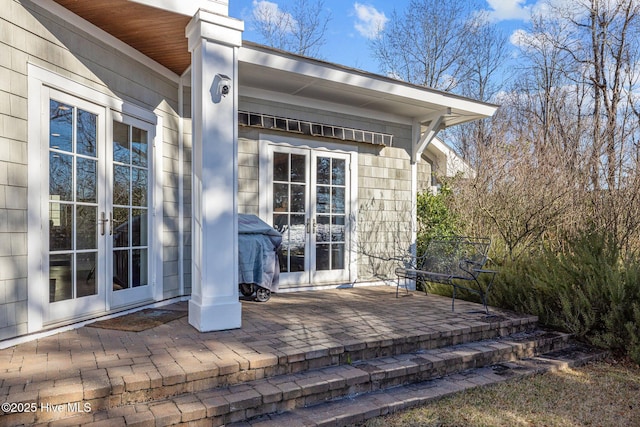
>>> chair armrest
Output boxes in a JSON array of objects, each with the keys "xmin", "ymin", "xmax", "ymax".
[{"xmin": 474, "ymin": 268, "xmax": 498, "ymax": 274}]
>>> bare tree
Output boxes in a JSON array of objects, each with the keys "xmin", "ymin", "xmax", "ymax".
[
  {"xmin": 251, "ymin": 0, "xmax": 331, "ymax": 57},
  {"xmin": 547, "ymin": 0, "xmax": 640, "ymax": 192},
  {"xmin": 370, "ymin": 0, "xmax": 482, "ymax": 92},
  {"xmin": 448, "ymin": 12, "xmax": 511, "ymax": 160},
  {"xmin": 454, "ymin": 0, "xmax": 640, "ymax": 257}
]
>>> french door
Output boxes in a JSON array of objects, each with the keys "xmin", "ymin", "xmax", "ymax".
[
  {"xmin": 45, "ymin": 89, "xmax": 152, "ymax": 324},
  {"xmin": 268, "ymin": 146, "xmax": 352, "ymax": 287}
]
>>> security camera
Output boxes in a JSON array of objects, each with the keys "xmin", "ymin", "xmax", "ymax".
[{"xmin": 217, "ymin": 74, "xmax": 231, "ymax": 97}]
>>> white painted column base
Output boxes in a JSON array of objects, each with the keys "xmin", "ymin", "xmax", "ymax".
[{"xmin": 188, "ymin": 298, "xmax": 241, "ymax": 332}]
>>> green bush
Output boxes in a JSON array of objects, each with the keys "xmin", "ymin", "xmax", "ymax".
[
  {"xmin": 416, "ymin": 184, "xmax": 461, "ymax": 255},
  {"xmin": 488, "ymin": 230, "xmax": 640, "ymax": 364}
]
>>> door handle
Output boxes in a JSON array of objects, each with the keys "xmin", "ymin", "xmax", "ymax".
[
  {"xmin": 99, "ymin": 212, "xmax": 109, "ymax": 236},
  {"xmin": 306, "ymin": 218, "xmax": 317, "ymax": 234},
  {"xmin": 109, "ymin": 212, "xmax": 113, "ymax": 235}
]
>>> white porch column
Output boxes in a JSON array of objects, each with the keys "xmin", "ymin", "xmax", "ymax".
[{"xmin": 186, "ymin": 9, "xmax": 244, "ymax": 331}]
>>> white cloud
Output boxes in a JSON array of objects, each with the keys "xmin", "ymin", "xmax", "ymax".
[
  {"xmin": 509, "ymin": 28, "xmax": 532, "ymax": 48},
  {"xmin": 485, "ymin": 0, "xmax": 532, "ymax": 22},
  {"xmin": 252, "ymin": 0, "xmax": 296, "ymax": 33},
  {"xmin": 353, "ymin": 3, "xmax": 388, "ymax": 39}
]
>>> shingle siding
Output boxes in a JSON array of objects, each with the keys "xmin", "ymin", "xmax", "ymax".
[{"xmin": 0, "ymin": 0, "xmax": 185, "ymax": 340}]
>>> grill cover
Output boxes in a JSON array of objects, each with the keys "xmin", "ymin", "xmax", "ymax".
[{"xmin": 238, "ymin": 214, "xmax": 282, "ymax": 292}]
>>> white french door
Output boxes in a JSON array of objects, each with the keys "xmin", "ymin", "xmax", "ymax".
[
  {"xmin": 108, "ymin": 113, "xmax": 154, "ymax": 308},
  {"xmin": 46, "ymin": 91, "xmax": 106, "ymax": 322},
  {"xmin": 44, "ymin": 89, "xmax": 153, "ymax": 324},
  {"xmin": 268, "ymin": 146, "xmax": 352, "ymax": 287}
]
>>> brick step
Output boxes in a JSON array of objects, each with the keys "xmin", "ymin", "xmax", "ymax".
[
  {"xmin": 54, "ymin": 329, "xmax": 572, "ymax": 426},
  {"xmin": 1, "ymin": 313, "xmax": 539, "ymax": 426},
  {"xmin": 240, "ymin": 343, "xmax": 608, "ymax": 427}
]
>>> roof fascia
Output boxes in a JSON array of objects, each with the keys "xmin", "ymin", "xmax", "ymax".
[{"xmin": 127, "ymin": 0, "xmax": 228, "ymax": 16}]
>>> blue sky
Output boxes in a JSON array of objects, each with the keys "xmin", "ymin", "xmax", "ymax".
[{"xmin": 228, "ymin": 0, "xmax": 551, "ymax": 75}]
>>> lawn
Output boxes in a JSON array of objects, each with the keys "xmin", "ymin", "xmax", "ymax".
[{"xmin": 362, "ymin": 359, "xmax": 640, "ymax": 427}]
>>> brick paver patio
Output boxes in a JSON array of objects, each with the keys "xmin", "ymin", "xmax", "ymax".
[{"xmin": 0, "ymin": 287, "xmax": 536, "ymax": 425}]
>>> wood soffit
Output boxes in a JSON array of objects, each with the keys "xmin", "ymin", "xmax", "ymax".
[{"xmin": 53, "ymin": 0, "xmax": 191, "ymax": 75}]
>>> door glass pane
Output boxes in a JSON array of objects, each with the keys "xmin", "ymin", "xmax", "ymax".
[
  {"xmin": 316, "ymin": 215, "xmax": 330, "ymax": 242},
  {"xmin": 132, "ymin": 209, "xmax": 148, "ymax": 247},
  {"xmin": 77, "ymin": 109, "xmax": 97, "ymax": 157},
  {"xmin": 132, "ymin": 168, "xmax": 148, "ymax": 206},
  {"xmin": 273, "ymin": 213, "xmax": 288, "ymax": 234},
  {"xmin": 332, "ymin": 159, "xmax": 345, "ymax": 185},
  {"xmin": 332, "ymin": 215, "xmax": 345, "ymax": 242},
  {"xmin": 113, "ymin": 121, "xmax": 130, "ymax": 164},
  {"xmin": 113, "ymin": 207, "xmax": 129, "ymax": 248},
  {"xmin": 50, "ymin": 203, "xmax": 72, "ymax": 251},
  {"xmin": 316, "ymin": 244, "xmax": 330, "ymax": 270},
  {"xmin": 50, "ymin": 254, "xmax": 72, "ymax": 302},
  {"xmin": 113, "ymin": 250, "xmax": 129, "ymax": 291},
  {"xmin": 289, "ymin": 214, "xmax": 306, "ymax": 272},
  {"xmin": 76, "ymin": 205, "xmax": 97, "ymax": 250},
  {"xmin": 291, "ymin": 184, "xmax": 305, "ymax": 212},
  {"xmin": 317, "ymin": 157, "xmax": 330, "ymax": 185},
  {"xmin": 317, "ymin": 186, "xmax": 329, "ymax": 213},
  {"xmin": 332, "ymin": 244, "xmax": 345, "ymax": 270},
  {"xmin": 131, "ymin": 127, "xmax": 148, "ymax": 167},
  {"xmin": 291, "ymin": 154, "xmax": 306, "ymax": 182},
  {"xmin": 273, "ymin": 183, "xmax": 289, "ymax": 212},
  {"xmin": 76, "ymin": 252, "xmax": 97, "ymax": 297},
  {"xmin": 332, "ymin": 188, "xmax": 345, "ymax": 213},
  {"xmin": 132, "ymin": 249, "xmax": 148, "ymax": 287},
  {"xmin": 50, "ymin": 152, "xmax": 73, "ymax": 201},
  {"xmin": 49, "ymin": 100, "xmax": 73, "ymax": 152},
  {"xmin": 76, "ymin": 158, "xmax": 97, "ymax": 203},
  {"xmin": 273, "ymin": 152, "xmax": 288, "ymax": 182},
  {"xmin": 113, "ymin": 165, "xmax": 130, "ymax": 205}
]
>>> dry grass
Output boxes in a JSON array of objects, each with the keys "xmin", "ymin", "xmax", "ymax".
[{"xmin": 362, "ymin": 360, "xmax": 640, "ymax": 427}]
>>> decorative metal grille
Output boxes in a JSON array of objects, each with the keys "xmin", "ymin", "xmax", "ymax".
[{"xmin": 239, "ymin": 111, "xmax": 393, "ymax": 146}]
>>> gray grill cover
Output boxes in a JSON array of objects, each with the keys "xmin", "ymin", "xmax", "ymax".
[{"xmin": 238, "ymin": 214, "xmax": 282, "ymax": 292}]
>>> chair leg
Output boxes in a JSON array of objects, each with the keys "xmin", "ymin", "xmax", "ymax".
[{"xmin": 451, "ymin": 286, "xmax": 456, "ymax": 312}]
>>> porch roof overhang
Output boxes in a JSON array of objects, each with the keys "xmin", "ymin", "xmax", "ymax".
[
  {"xmin": 238, "ymin": 42, "xmax": 498, "ymax": 129},
  {"xmin": 51, "ymin": 0, "xmax": 498, "ymax": 149},
  {"xmin": 51, "ymin": 0, "xmax": 497, "ymax": 122}
]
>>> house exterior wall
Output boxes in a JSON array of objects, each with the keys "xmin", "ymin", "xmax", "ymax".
[
  {"xmin": 237, "ymin": 96, "xmax": 418, "ymax": 283},
  {"xmin": 0, "ymin": 0, "xmax": 184, "ymax": 340},
  {"xmin": 417, "ymin": 160, "xmax": 433, "ymax": 194}
]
